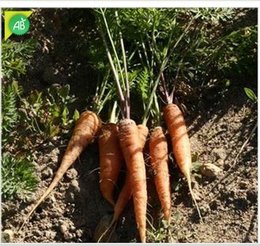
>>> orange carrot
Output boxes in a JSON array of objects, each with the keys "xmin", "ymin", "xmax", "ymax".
[
  {"xmin": 97, "ymin": 172, "xmax": 131, "ymax": 242},
  {"xmin": 98, "ymin": 123, "xmax": 123, "ymax": 205},
  {"xmin": 118, "ymin": 119, "xmax": 147, "ymax": 243},
  {"xmin": 113, "ymin": 124, "xmax": 148, "ymax": 222},
  {"xmin": 20, "ymin": 110, "xmax": 101, "ymax": 229},
  {"xmin": 149, "ymin": 126, "xmax": 171, "ymax": 222},
  {"xmin": 137, "ymin": 124, "xmax": 149, "ymax": 148},
  {"xmin": 113, "ymin": 172, "xmax": 132, "ymax": 220},
  {"xmin": 163, "ymin": 103, "xmax": 201, "ymax": 219},
  {"xmin": 97, "ymin": 123, "xmax": 148, "ymax": 242}
]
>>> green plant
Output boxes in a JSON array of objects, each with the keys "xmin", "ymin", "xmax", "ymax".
[
  {"xmin": 2, "ymin": 39, "xmax": 38, "ymax": 201},
  {"xmin": 2, "ymin": 83, "xmax": 79, "ymax": 154},
  {"xmin": 95, "ymin": 9, "xmax": 256, "ymax": 91},
  {"xmin": 2, "ymin": 81, "xmax": 22, "ymax": 146},
  {"xmin": 210, "ymin": 25, "xmax": 257, "ymax": 80},
  {"xmin": 2, "ymin": 39, "xmax": 37, "ymax": 79},
  {"xmin": 146, "ymin": 219, "xmax": 172, "ymax": 243},
  {"xmin": 20, "ymin": 84, "xmax": 78, "ymax": 138},
  {"xmin": 244, "ymin": 87, "xmax": 257, "ymax": 103},
  {"xmin": 2, "ymin": 83, "xmax": 79, "ymax": 200},
  {"xmin": 2, "ymin": 153, "xmax": 39, "ymax": 200}
]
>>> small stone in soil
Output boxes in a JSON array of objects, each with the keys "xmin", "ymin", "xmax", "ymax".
[
  {"xmin": 212, "ymin": 148, "xmax": 227, "ymax": 160},
  {"xmin": 70, "ymin": 180, "xmax": 80, "ymax": 193},
  {"xmin": 24, "ymin": 193, "xmax": 38, "ymax": 203},
  {"xmin": 200, "ymin": 163, "xmax": 222, "ymax": 178},
  {"xmin": 59, "ymin": 223, "xmax": 68, "ymax": 235},
  {"xmin": 2, "ymin": 229, "xmax": 14, "ymax": 242},
  {"xmin": 49, "ymin": 148, "xmax": 60, "ymax": 163},
  {"xmin": 200, "ymin": 204, "xmax": 210, "ymax": 216},
  {"xmin": 76, "ymin": 229, "xmax": 83, "ymax": 238},
  {"xmin": 217, "ymin": 159, "xmax": 224, "ymax": 165},
  {"xmin": 47, "ymin": 194, "xmax": 56, "ymax": 204},
  {"xmin": 65, "ymin": 168, "xmax": 78, "ymax": 181},
  {"xmin": 239, "ymin": 180, "xmax": 248, "ymax": 189},
  {"xmin": 44, "ymin": 230, "xmax": 56, "ymax": 240},
  {"xmin": 64, "ymin": 232, "xmax": 75, "ymax": 241},
  {"xmin": 70, "ymin": 225, "xmax": 76, "ymax": 232},
  {"xmin": 41, "ymin": 167, "xmax": 53, "ymax": 179}
]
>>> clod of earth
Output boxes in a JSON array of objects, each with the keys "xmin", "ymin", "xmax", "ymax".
[
  {"xmin": 65, "ymin": 168, "xmax": 78, "ymax": 181},
  {"xmin": 2, "ymin": 229, "xmax": 14, "ymax": 242},
  {"xmin": 212, "ymin": 148, "xmax": 227, "ymax": 160},
  {"xmin": 200, "ymin": 163, "xmax": 222, "ymax": 178}
]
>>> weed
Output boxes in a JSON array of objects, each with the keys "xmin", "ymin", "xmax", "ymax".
[
  {"xmin": 2, "ymin": 39, "xmax": 37, "ymax": 80},
  {"xmin": 2, "ymin": 40, "xmax": 78, "ymax": 201},
  {"xmin": 244, "ymin": 87, "xmax": 257, "ymax": 103},
  {"xmin": 2, "ymin": 153, "xmax": 39, "ymax": 201}
]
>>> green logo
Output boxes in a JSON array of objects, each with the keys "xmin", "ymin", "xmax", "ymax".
[{"xmin": 9, "ymin": 14, "xmax": 30, "ymax": 36}]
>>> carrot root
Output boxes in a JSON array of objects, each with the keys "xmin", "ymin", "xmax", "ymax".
[
  {"xmin": 163, "ymin": 103, "xmax": 202, "ymax": 221},
  {"xmin": 19, "ymin": 110, "xmax": 101, "ymax": 231},
  {"xmin": 96, "ymin": 123, "xmax": 148, "ymax": 242},
  {"xmin": 137, "ymin": 124, "xmax": 149, "ymax": 148},
  {"xmin": 99, "ymin": 123, "xmax": 123, "ymax": 206},
  {"xmin": 118, "ymin": 119, "xmax": 147, "ymax": 243},
  {"xmin": 149, "ymin": 126, "xmax": 171, "ymax": 222}
]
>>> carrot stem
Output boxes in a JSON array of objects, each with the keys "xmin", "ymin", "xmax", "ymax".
[
  {"xmin": 100, "ymin": 9, "xmax": 126, "ymax": 92},
  {"xmin": 93, "ymin": 70, "xmax": 115, "ymax": 115},
  {"xmin": 142, "ymin": 59, "xmax": 167, "ymax": 125},
  {"xmin": 98, "ymin": 9, "xmax": 132, "ymax": 119},
  {"xmin": 160, "ymin": 73, "xmax": 172, "ymax": 104},
  {"xmin": 109, "ymin": 101, "xmax": 118, "ymax": 124},
  {"xmin": 115, "ymin": 11, "xmax": 130, "ymax": 119},
  {"xmin": 99, "ymin": 27, "xmax": 125, "ymax": 117}
]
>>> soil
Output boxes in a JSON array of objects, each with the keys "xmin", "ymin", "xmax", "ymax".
[
  {"xmin": 2, "ymin": 84, "xmax": 257, "ymax": 243},
  {"xmin": 1, "ymin": 9, "xmax": 258, "ymax": 243}
]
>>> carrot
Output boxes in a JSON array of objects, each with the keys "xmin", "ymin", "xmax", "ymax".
[
  {"xmin": 97, "ymin": 123, "xmax": 148, "ymax": 242},
  {"xmin": 137, "ymin": 124, "xmax": 149, "ymax": 148},
  {"xmin": 98, "ymin": 123, "xmax": 123, "ymax": 205},
  {"xmin": 113, "ymin": 172, "xmax": 132, "ymax": 220},
  {"xmin": 112, "ymin": 124, "xmax": 148, "ymax": 223},
  {"xmin": 20, "ymin": 110, "xmax": 101, "ymax": 230},
  {"xmin": 117, "ymin": 119, "xmax": 147, "ymax": 243},
  {"xmin": 149, "ymin": 126, "xmax": 171, "ymax": 222},
  {"xmin": 163, "ymin": 103, "xmax": 202, "ymax": 220},
  {"xmin": 99, "ymin": 10, "xmax": 149, "ymax": 241}
]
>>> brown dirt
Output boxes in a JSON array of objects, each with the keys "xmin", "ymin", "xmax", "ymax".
[{"xmin": 2, "ymin": 84, "xmax": 257, "ymax": 243}]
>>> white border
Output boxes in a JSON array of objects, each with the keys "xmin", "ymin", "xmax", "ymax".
[{"xmin": 1, "ymin": 1, "xmax": 259, "ymax": 245}]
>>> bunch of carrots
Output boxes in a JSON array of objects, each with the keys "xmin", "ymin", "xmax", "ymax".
[
  {"xmin": 19, "ymin": 10, "xmax": 202, "ymax": 243},
  {"xmin": 20, "ymin": 90, "xmax": 200, "ymax": 243}
]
